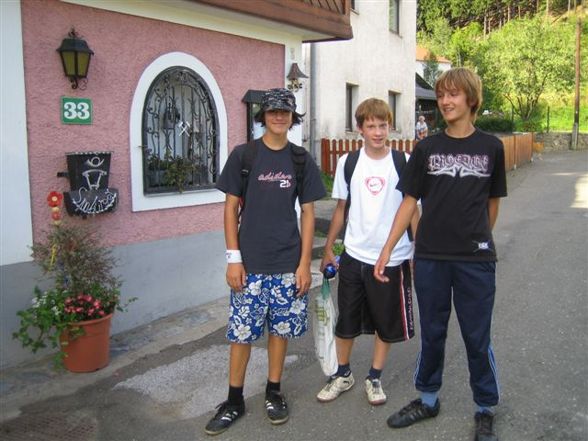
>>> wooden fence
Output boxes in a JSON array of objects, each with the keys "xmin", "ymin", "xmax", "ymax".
[
  {"xmin": 320, "ymin": 138, "xmax": 415, "ymax": 176},
  {"xmin": 320, "ymin": 133, "xmax": 533, "ymax": 176}
]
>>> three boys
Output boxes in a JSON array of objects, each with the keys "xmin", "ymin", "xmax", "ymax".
[{"xmin": 208, "ymin": 66, "xmax": 505, "ymax": 441}]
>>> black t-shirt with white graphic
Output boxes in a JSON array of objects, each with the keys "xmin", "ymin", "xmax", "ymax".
[
  {"xmin": 217, "ymin": 139, "xmax": 326, "ymax": 273},
  {"xmin": 398, "ymin": 129, "xmax": 507, "ymax": 261}
]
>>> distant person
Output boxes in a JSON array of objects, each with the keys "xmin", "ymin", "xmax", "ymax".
[
  {"xmin": 205, "ymin": 88, "xmax": 326, "ymax": 436},
  {"xmin": 374, "ymin": 68, "xmax": 507, "ymax": 441},
  {"xmin": 315, "ymin": 98, "xmax": 419, "ymax": 407},
  {"xmin": 415, "ymin": 115, "xmax": 428, "ymax": 141}
]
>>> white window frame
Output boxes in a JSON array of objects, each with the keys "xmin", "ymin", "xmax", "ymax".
[{"xmin": 129, "ymin": 52, "xmax": 227, "ymax": 212}]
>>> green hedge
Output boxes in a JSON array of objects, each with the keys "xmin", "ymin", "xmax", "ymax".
[{"xmin": 475, "ymin": 116, "xmax": 514, "ymax": 132}]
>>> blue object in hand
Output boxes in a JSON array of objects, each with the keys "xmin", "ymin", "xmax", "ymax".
[{"xmin": 323, "ymin": 255, "xmax": 340, "ymax": 279}]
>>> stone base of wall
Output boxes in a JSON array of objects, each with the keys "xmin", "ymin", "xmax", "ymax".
[{"xmin": 534, "ymin": 132, "xmax": 588, "ymax": 151}]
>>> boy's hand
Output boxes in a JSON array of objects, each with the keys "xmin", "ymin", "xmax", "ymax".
[
  {"xmin": 320, "ymin": 249, "xmax": 338, "ymax": 273},
  {"xmin": 295, "ymin": 265, "xmax": 311, "ymax": 297},
  {"xmin": 373, "ymin": 249, "xmax": 391, "ymax": 283},
  {"xmin": 226, "ymin": 263, "xmax": 246, "ymax": 292}
]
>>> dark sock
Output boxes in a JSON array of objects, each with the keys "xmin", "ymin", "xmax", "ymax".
[
  {"xmin": 228, "ymin": 385, "xmax": 244, "ymax": 406},
  {"xmin": 367, "ymin": 366, "xmax": 382, "ymax": 380},
  {"xmin": 336, "ymin": 363, "xmax": 351, "ymax": 377},
  {"xmin": 266, "ymin": 380, "xmax": 280, "ymax": 395}
]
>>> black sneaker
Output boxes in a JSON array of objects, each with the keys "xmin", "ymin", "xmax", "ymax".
[
  {"xmin": 204, "ymin": 401, "xmax": 245, "ymax": 436},
  {"xmin": 387, "ymin": 398, "xmax": 440, "ymax": 428},
  {"xmin": 265, "ymin": 391, "xmax": 289, "ymax": 425},
  {"xmin": 474, "ymin": 411, "xmax": 498, "ymax": 441}
]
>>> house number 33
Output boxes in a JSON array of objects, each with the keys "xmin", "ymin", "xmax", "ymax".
[{"xmin": 61, "ymin": 97, "xmax": 92, "ymax": 125}]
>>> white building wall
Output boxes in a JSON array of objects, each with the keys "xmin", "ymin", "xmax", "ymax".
[
  {"xmin": 306, "ymin": 0, "xmax": 417, "ymax": 143},
  {"xmin": 1, "ymin": 1, "xmax": 34, "ymax": 266}
]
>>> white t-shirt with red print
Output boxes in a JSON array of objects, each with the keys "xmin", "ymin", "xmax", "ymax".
[{"xmin": 332, "ymin": 148, "xmax": 413, "ymax": 266}]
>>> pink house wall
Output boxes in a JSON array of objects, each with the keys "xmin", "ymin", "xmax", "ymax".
[{"xmin": 21, "ymin": 0, "xmax": 284, "ymax": 246}]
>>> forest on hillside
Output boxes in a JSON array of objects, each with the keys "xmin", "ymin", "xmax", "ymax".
[{"xmin": 416, "ymin": 0, "xmax": 587, "ymax": 132}]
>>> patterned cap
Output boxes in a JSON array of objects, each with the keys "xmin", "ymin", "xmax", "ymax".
[{"xmin": 259, "ymin": 88, "xmax": 297, "ymax": 113}]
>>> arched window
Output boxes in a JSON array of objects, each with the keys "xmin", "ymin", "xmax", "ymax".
[
  {"xmin": 142, "ymin": 67, "xmax": 218, "ymax": 194},
  {"xmin": 130, "ymin": 52, "xmax": 227, "ymax": 212}
]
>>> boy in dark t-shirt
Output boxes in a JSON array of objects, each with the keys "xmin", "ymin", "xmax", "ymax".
[
  {"xmin": 204, "ymin": 88, "xmax": 326, "ymax": 436},
  {"xmin": 374, "ymin": 68, "xmax": 507, "ymax": 441}
]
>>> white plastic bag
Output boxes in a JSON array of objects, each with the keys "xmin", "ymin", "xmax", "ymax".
[{"xmin": 313, "ymin": 278, "xmax": 338, "ymax": 376}]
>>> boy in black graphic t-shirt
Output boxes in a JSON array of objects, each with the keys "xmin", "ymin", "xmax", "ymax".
[
  {"xmin": 204, "ymin": 88, "xmax": 325, "ymax": 436},
  {"xmin": 374, "ymin": 68, "xmax": 507, "ymax": 441}
]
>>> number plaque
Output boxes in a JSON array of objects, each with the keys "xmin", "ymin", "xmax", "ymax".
[{"xmin": 61, "ymin": 97, "xmax": 92, "ymax": 125}]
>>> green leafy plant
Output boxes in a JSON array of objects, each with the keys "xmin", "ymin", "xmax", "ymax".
[
  {"xmin": 332, "ymin": 242, "xmax": 345, "ymax": 256},
  {"xmin": 163, "ymin": 155, "xmax": 196, "ymax": 193},
  {"xmin": 146, "ymin": 150, "xmax": 197, "ymax": 193},
  {"xmin": 475, "ymin": 116, "xmax": 514, "ymax": 133},
  {"xmin": 12, "ymin": 191, "xmax": 135, "ymax": 367}
]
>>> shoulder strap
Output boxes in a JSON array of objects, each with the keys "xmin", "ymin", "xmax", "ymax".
[
  {"xmin": 391, "ymin": 149, "xmax": 413, "ymax": 241},
  {"xmin": 290, "ymin": 144, "xmax": 307, "ymax": 202},
  {"xmin": 391, "ymin": 148, "xmax": 407, "ymax": 176},
  {"xmin": 240, "ymin": 140, "xmax": 258, "ymax": 213},
  {"xmin": 343, "ymin": 149, "xmax": 361, "ymax": 222}
]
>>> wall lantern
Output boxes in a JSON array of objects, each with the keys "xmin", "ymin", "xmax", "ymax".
[
  {"xmin": 57, "ymin": 28, "xmax": 94, "ymax": 89},
  {"xmin": 286, "ymin": 62, "xmax": 309, "ymax": 92}
]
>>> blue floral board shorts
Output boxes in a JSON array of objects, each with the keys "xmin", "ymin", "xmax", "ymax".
[{"xmin": 226, "ymin": 273, "xmax": 309, "ymax": 343}]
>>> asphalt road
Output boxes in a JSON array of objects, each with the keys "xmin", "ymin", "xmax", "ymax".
[{"xmin": 1, "ymin": 150, "xmax": 586, "ymax": 441}]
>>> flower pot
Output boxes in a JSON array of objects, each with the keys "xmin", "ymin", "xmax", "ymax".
[{"xmin": 60, "ymin": 313, "xmax": 113, "ymax": 373}]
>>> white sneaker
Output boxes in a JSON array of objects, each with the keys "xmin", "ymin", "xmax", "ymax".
[
  {"xmin": 365, "ymin": 378, "xmax": 387, "ymax": 405},
  {"xmin": 316, "ymin": 373, "xmax": 355, "ymax": 402}
]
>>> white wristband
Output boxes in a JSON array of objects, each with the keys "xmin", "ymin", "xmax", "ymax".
[{"xmin": 225, "ymin": 249, "xmax": 242, "ymax": 264}]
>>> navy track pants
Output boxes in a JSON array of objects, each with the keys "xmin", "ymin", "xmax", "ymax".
[{"xmin": 413, "ymin": 259, "xmax": 500, "ymax": 407}]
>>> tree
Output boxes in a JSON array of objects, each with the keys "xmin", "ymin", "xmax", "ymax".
[
  {"xmin": 477, "ymin": 15, "xmax": 576, "ymax": 126},
  {"xmin": 423, "ymin": 53, "xmax": 441, "ymax": 87},
  {"xmin": 448, "ymin": 22, "xmax": 484, "ymax": 66}
]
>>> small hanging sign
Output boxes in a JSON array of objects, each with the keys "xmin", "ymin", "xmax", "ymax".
[{"xmin": 61, "ymin": 97, "xmax": 92, "ymax": 125}]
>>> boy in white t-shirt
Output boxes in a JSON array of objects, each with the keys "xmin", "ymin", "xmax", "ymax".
[{"xmin": 316, "ymin": 98, "xmax": 419, "ymax": 406}]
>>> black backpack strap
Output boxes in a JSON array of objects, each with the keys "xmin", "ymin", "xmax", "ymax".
[
  {"xmin": 290, "ymin": 143, "xmax": 307, "ymax": 203},
  {"xmin": 240, "ymin": 140, "xmax": 258, "ymax": 213},
  {"xmin": 391, "ymin": 149, "xmax": 413, "ymax": 241},
  {"xmin": 391, "ymin": 148, "xmax": 407, "ymax": 175},
  {"xmin": 343, "ymin": 149, "xmax": 361, "ymax": 221}
]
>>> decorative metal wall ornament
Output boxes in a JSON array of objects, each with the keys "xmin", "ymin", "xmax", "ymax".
[
  {"xmin": 59, "ymin": 151, "xmax": 118, "ymax": 217},
  {"xmin": 142, "ymin": 67, "xmax": 219, "ymax": 194}
]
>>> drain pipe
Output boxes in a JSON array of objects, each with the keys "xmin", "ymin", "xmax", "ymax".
[{"xmin": 309, "ymin": 43, "xmax": 317, "ymax": 161}]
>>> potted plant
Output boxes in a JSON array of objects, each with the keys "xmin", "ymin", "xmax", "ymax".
[
  {"xmin": 145, "ymin": 149, "xmax": 196, "ymax": 192},
  {"xmin": 12, "ymin": 191, "xmax": 135, "ymax": 371},
  {"xmin": 162, "ymin": 154, "xmax": 196, "ymax": 193}
]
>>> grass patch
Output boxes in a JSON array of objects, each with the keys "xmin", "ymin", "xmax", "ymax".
[
  {"xmin": 546, "ymin": 104, "xmax": 588, "ymax": 133},
  {"xmin": 321, "ymin": 171, "xmax": 334, "ymax": 195}
]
